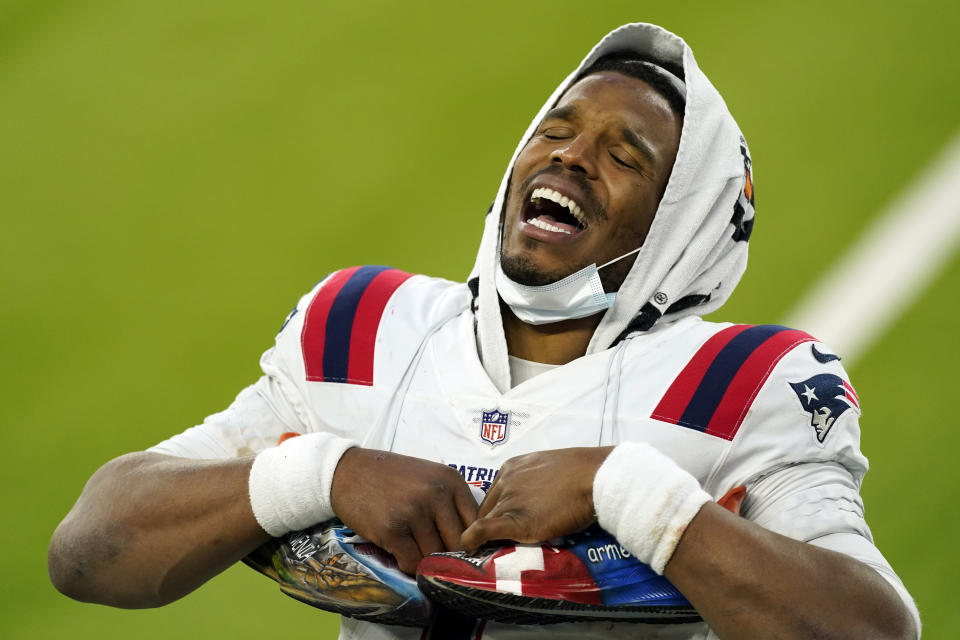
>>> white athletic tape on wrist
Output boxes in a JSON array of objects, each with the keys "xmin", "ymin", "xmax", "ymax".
[
  {"xmin": 593, "ymin": 441, "xmax": 712, "ymax": 574},
  {"xmin": 248, "ymin": 432, "xmax": 356, "ymax": 537}
]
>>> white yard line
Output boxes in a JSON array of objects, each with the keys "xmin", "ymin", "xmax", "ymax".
[{"xmin": 783, "ymin": 130, "xmax": 960, "ymax": 365}]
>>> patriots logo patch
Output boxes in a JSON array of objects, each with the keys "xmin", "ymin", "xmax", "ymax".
[
  {"xmin": 480, "ymin": 410, "xmax": 509, "ymax": 446},
  {"xmin": 789, "ymin": 374, "xmax": 860, "ymax": 442}
]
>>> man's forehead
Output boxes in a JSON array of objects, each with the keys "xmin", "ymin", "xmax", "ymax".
[
  {"xmin": 547, "ymin": 72, "xmax": 678, "ymax": 127},
  {"xmin": 568, "ymin": 52, "xmax": 687, "ymax": 118}
]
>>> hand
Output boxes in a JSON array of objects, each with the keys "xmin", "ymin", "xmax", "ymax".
[
  {"xmin": 330, "ymin": 448, "xmax": 478, "ymax": 574},
  {"xmin": 461, "ymin": 446, "xmax": 613, "ymax": 553}
]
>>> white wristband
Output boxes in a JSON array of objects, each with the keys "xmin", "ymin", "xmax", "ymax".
[
  {"xmin": 248, "ymin": 432, "xmax": 356, "ymax": 537},
  {"xmin": 593, "ymin": 441, "xmax": 712, "ymax": 574}
]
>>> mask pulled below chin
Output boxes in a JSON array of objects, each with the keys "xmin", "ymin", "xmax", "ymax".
[
  {"xmin": 494, "ymin": 262, "xmax": 615, "ymax": 325},
  {"xmin": 494, "ymin": 246, "xmax": 641, "ymax": 325}
]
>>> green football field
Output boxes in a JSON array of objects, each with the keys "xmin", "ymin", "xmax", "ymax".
[{"xmin": 3, "ymin": 1, "xmax": 958, "ymax": 637}]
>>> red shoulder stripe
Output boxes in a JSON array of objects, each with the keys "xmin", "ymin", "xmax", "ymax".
[
  {"xmin": 301, "ymin": 267, "xmax": 361, "ymax": 383},
  {"xmin": 843, "ymin": 380, "xmax": 860, "ymax": 408},
  {"xmin": 651, "ymin": 324, "xmax": 752, "ymax": 425},
  {"xmin": 705, "ymin": 329, "xmax": 816, "ymax": 439},
  {"xmin": 301, "ymin": 266, "xmax": 414, "ymax": 386},
  {"xmin": 346, "ymin": 268, "xmax": 415, "ymax": 385},
  {"xmin": 653, "ymin": 325, "xmax": 817, "ymax": 441}
]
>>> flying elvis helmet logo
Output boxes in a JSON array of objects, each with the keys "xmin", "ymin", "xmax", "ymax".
[
  {"xmin": 480, "ymin": 410, "xmax": 509, "ymax": 445},
  {"xmin": 789, "ymin": 374, "xmax": 860, "ymax": 442}
]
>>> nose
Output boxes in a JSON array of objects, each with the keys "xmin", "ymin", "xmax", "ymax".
[{"xmin": 550, "ymin": 134, "xmax": 598, "ymax": 177}]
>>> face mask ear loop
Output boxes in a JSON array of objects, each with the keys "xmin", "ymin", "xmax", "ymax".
[{"xmin": 597, "ymin": 246, "xmax": 642, "ymax": 271}]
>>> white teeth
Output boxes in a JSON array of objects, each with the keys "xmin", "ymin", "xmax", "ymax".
[
  {"xmin": 530, "ymin": 187, "xmax": 587, "ymax": 227},
  {"xmin": 528, "ymin": 216, "xmax": 572, "ymax": 234}
]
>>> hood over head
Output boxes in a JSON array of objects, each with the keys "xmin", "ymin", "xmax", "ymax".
[{"xmin": 472, "ymin": 23, "xmax": 755, "ymax": 392}]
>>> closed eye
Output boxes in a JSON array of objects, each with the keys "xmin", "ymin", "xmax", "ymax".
[
  {"xmin": 610, "ymin": 150, "xmax": 638, "ymax": 170},
  {"xmin": 541, "ymin": 127, "xmax": 573, "ymax": 140}
]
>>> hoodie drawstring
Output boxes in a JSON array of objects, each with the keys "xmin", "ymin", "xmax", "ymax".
[
  {"xmin": 598, "ymin": 340, "xmax": 628, "ymax": 446},
  {"xmin": 362, "ymin": 306, "xmax": 469, "ymax": 453}
]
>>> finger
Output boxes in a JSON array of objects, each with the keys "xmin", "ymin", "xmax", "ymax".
[
  {"xmin": 461, "ymin": 514, "xmax": 526, "ymax": 554},
  {"xmin": 434, "ymin": 502, "xmax": 468, "ymax": 551},
  {"xmin": 485, "ymin": 470, "xmax": 502, "ymax": 495},
  {"xmin": 476, "ymin": 479, "xmax": 504, "ymax": 519},
  {"xmin": 452, "ymin": 482, "xmax": 480, "ymax": 529},
  {"xmin": 410, "ymin": 519, "xmax": 446, "ymax": 558},
  {"xmin": 386, "ymin": 536, "xmax": 424, "ymax": 576}
]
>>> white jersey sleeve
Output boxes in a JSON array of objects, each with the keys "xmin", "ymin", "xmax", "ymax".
[
  {"xmin": 147, "ymin": 374, "xmax": 305, "ymax": 459},
  {"xmin": 147, "ymin": 280, "xmax": 331, "ymax": 459},
  {"xmin": 707, "ymin": 337, "xmax": 920, "ymax": 636},
  {"xmin": 146, "ymin": 267, "xmax": 468, "ymax": 459},
  {"xmin": 742, "ymin": 462, "xmax": 921, "ymax": 635}
]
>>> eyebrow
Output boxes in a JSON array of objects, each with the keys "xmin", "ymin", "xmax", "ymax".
[
  {"xmin": 541, "ymin": 104, "xmax": 658, "ymax": 167},
  {"xmin": 542, "ymin": 105, "xmax": 576, "ymax": 122}
]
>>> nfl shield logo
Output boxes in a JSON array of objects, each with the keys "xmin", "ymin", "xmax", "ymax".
[{"xmin": 480, "ymin": 409, "xmax": 509, "ymax": 445}]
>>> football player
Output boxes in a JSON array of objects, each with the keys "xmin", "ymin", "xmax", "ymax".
[{"xmin": 49, "ymin": 23, "xmax": 919, "ymax": 639}]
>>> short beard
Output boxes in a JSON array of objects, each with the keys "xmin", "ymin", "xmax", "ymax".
[
  {"xmin": 500, "ymin": 252, "xmax": 575, "ymax": 287},
  {"xmin": 500, "ymin": 249, "xmax": 636, "ymax": 291}
]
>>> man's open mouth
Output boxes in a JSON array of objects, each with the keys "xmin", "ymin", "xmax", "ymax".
[{"xmin": 522, "ymin": 187, "xmax": 588, "ymax": 236}]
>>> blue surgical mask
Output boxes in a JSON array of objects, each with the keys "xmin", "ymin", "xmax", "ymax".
[{"xmin": 495, "ymin": 247, "xmax": 641, "ymax": 325}]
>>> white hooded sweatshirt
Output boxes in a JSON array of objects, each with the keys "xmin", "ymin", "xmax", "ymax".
[{"xmin": 474, "ymin": 22, "xmax": 755, "ymax": 393}]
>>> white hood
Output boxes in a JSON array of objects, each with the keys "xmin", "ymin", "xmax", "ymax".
[{"xmin": 473, "ymin": 23, "xmax": 755, "ymax": 392}]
